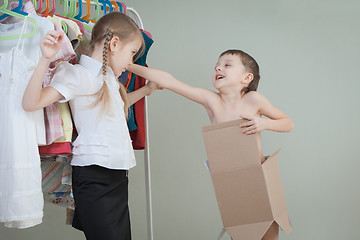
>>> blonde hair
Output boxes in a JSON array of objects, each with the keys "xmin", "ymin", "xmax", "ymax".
[{"xmin": 88, "ymin": 12, "xmax": 145, "ymax": 118}]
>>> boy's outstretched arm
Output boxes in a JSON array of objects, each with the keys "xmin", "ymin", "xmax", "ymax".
[
  {"xmin": 240, "ymin": 92, "xmax": 294, "ymax": 134},
  {"xmin": 127, "ymin": 81, "xmax": 161, "ymax": 106},
  {"xmin": 127, "ymin": 64, "xmax": 217, "ymax": 107}
]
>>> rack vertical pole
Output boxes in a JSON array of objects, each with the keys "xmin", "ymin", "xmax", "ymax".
[{"xmin": 144, "ymin": 97, "xmax": 154, "ymax": 240}]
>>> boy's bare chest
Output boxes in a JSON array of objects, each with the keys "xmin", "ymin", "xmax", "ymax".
[{"xmin": 208, "ymin": 101, "xmax": 259, "ymax": 124}]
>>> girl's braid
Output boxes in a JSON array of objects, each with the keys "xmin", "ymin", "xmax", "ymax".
[{"xmin": 102, "ymin": 28, "xmax": 114, "ymax": 80}]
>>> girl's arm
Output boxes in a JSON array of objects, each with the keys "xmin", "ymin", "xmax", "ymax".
[
  {"xmin": 127, "ymin": 64, "xmax": 217, "ymax": 107},
  {"xmin": 240, "ymin": 92, "xmax": 294, "ymax": 134},
  {"xmin": 127, "ymin": 81, "xmax": 162, "ymax": 106},
  {"xmin": 22, "ymin": 30, "xmax": 64, "ymax": 111}
]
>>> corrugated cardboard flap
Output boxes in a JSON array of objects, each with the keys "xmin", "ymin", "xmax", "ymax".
[
  {"xmin": 212, "ymin": 167, "xmax": 273, "ymax": 228},
  {"xmin": 262, "ymin": 150, "xmax": 293, "ymax": 234},
  {"xmin": 226, "ymin": 221, "xmax": 274, "ymax": 240},
  {"xmin": 202, "ymin": 119, "xmax": 261, "ymax": 174}
]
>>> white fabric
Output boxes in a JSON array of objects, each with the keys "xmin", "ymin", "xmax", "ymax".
[
  {"xmin": 0, "ymin": 13, "xmax": 55, "ymax": 228},
  {"xmin": 0, "ymin": 12, "xmax": 54, "ymax": 145},
  {"xmin": 50, "ymin": 55, "xmax": 136, "ymax": 170}
]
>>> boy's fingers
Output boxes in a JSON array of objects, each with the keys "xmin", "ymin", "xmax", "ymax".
[
  {"xmin": 240, "ymin": 121, "xmax": 253, "ymax": 128},
  {"xmin": 242, "ymin": 125, "xmax": 256, "ymax": 134},
  {"xmin": 239, "ymin": 114, "xmax": 252, "ymax": 120},
  {"xmin": 244, "ymin": 129, "xmax": 256, "ymax": 135}
]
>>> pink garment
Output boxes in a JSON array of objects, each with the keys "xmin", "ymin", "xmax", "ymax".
[
  {"xmin": 0, "ymin": 0, "xmax": 35, "ymax": 24},
  {"xmin": 43, "ymin": 23, "xmax": 76, "ymax": 145}
]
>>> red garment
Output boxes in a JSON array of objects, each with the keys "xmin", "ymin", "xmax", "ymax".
[
  {"xmin": 130, "ymin": 74, "xmax": 146, "ymax": 150},
  {"xmin": 39, "ymin": 142, "xmax": 71, "ymax": 155}
]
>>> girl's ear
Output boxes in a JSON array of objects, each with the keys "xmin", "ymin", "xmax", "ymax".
[
  {"xmin": 241, "ymin": 73, "xmax": 254, "ymax": 84},
  {"xmin": 109, "ymin": 36, "xmax": 121, "ymax": 53}
]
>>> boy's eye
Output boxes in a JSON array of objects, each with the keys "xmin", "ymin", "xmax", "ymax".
[{"xmin": 225, "ymin": 64, "xmax": 231, "ymax": 67}]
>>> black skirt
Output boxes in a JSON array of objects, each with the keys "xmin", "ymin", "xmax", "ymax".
[{"xmin": 72, "ymin": 165, "xmax": 131, "ymax": 240}]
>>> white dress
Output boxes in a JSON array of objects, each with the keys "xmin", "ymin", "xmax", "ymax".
[{"xmin": 0, "ymin": 15, "xmax": 53, "ymax": 229}]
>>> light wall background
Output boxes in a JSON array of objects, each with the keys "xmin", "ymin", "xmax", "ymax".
[{"xmin": 1, "ymin": 0, "xmax": 360, "ymax": 239}]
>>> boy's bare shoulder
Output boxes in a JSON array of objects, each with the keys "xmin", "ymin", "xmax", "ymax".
[{"xmin": 243, "ymin": 91, "xmax": 265, "ymax": 104}]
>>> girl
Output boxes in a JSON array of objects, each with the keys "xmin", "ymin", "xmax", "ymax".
[
  {"xmin": 128, "ymin": 49, "xmax": 294, "ymax": 240},
  {"xmin": 22, "ymin": 12, "xmax": 159, "ymax": 240}
]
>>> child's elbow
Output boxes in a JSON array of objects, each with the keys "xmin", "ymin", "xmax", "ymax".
[{"xmin": 22, "ymin": 100, "xmax": 37, "ymax": 112}]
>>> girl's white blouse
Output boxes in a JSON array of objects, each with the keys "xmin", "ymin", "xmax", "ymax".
[{"xmin": 50, "ymin": 55, "xmax": 136, "ymax": 170}]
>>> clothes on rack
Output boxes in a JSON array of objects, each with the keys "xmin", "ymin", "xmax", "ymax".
[
  {"xmin": 42, "ymin": 22, "xmax": 76, "ymax": 145},
  {"xmin": 0, "ymin": 13, "xmax": 54, "ymax": 229},
  {"xmin": 0, "ymin": 1, "xmax": 78, "ymax": 228},
  {"xmin": 1, "ymin": 0, "xmax": 149, "ymax": 229},
  {"xmin": 119, "ymin": 30, "xmax": 154, "ymax": 149}
]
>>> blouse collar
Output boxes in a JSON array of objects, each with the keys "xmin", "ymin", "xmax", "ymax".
[{"xmin": 79, "ymin": 54, "xmax": 115, "ymax": 78}]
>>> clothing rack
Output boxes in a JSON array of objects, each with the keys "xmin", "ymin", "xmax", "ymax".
[{"xmin": 0, "ymin": 1, "xmax": 154, "ymax": 239}]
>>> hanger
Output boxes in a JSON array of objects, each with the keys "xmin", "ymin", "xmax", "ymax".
[
  {"xmin": 68, "ymin": 0, "xmax": 77, "ymax": 18},
  {"xmin": 48, "ymin": 0, "xmax": 56, "ymax": 16},
  {"xmin": 0, "ymin": 0, "xmax": 28, "ymax": 21},
  {"xmin": 0, "ymin": 0, "xmax": 38, "ymax": 41},
  {"xmin": 32, "ymin": 0, "xmax": 37, "ymax": 10},
  {"xmin": 120, "ymin": 2, "xmax": 127, "ymax": 15},
  {"xmin": 110, "ymin": 1, "xmax": 119, "ymax": 12},
  {"xmin": 89, "ymin": 0, "xmax": 100, "ymax": 23},
  {"xmin": 127, "ymin": 7, "xmax": 143, "ymax": 29},
  {"xmin": 81, "ymin": 0, "xmax": 91, "ymax": 22},
  {"xmin": 45, "ymin": 0, "xmax": 68, "ymax": 34},
  {"xmin": 105, "ymin": 0, "xmax": 113, "ymax": 12},
  {"xmin": 98, "ymin": 0, "xmax": 112, "ymax": 14},
  {"xmin": 10, "ymin": 0, "xmax": 28, "ymax": 15},
  {"xmin": 36, "ymin": 0, "xmax": 44, "ymax": 13},
  {"xmin": 40, "ymin": 0, "xmax": 50, "ymax": 15},
  {"xmin": 116, "ymin": 1, "xmax": 122, "ymax": 12},
  {"xmin": 63, "ymin": 0, "xmax": 91, "ymax": 32},
  {"xmin": 73, "ymin": 0, "xmax": 93, "ymax": 31},
  {"xmin": 74, "ymin": 0, "xmax": 86, "ymax": 22},
  {"xmin": 62, "ymin": 0, "xmax": 71, "ymax": 18}
]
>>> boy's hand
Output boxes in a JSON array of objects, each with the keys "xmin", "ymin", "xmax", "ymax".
[
  {"xmin": 40, "ymin": 30, "xmax": 63, "ymax": 60},
  {"xmin": 239, "ymin": 114, "xmax": 268, "ymax": 135},
  {"xmin": 145, "ymin": 81, "xmax": 163, "ymax": 96}
]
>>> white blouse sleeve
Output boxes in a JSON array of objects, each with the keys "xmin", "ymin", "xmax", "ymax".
[{"xmin": 49, "ymin": 62, "xmax": 81, "ymax": 103}]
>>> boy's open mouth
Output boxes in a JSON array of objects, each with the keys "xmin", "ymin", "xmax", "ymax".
[{"xmin": 216, "ymin": 74, "xmax": 225, "ymax": 80}]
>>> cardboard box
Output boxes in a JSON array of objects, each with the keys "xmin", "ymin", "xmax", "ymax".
[{"xmin": 202, "ymin": 119, "xmax": 293, "ymax": 240}]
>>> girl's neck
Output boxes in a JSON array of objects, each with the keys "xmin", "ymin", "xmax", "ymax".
[{"xmin": 90, "ymin": 47, "xmax": 104, "ymax": 63}]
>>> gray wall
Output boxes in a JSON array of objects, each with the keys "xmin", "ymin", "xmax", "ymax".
[{"xmin": 1, "ymin": 0, "xmax": 360, "ymax": 239}]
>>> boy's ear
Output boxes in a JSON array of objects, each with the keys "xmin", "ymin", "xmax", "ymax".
[{"xmin": 241, "ymin": 73, "xmax": 254, "ymax": 84}]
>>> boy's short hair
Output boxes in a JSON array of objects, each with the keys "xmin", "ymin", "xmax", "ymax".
[{"xmin": 220, "ymin": 49, "xmax": 260, "ymax": 96}]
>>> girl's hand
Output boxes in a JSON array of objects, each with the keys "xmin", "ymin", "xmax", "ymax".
[
  {"xmin": 145, "ymin": 81, "xmax": 163, "ymax": 96},
  {"xmin": 239, "ymin": 114, "xmax": 268, "ymax": 135},
  {"xmin": 40, "ymin": 30, "xmax": 63, "ymax": 60}
]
